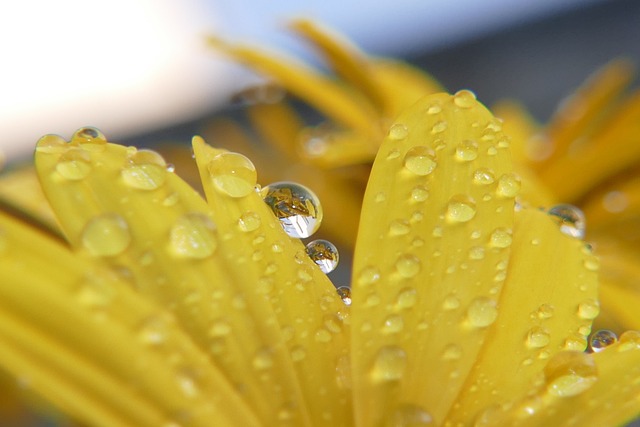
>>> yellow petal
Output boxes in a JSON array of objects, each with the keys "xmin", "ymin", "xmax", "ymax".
[
  {"xmin": 0, "ymin": 210, "xmax": 259, "ymax": 427},
  {"xmin": 350, "ymin": 91, "xmax": 515, "ymax": 425},
  {"xmin": 192, "ymin": 136, "xmax": 352, "ymax": 425}
]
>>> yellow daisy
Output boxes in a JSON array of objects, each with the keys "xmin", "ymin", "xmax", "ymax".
[{"xmin": 1, "ymin": 90, "xmax": 640, "ymax": 426}]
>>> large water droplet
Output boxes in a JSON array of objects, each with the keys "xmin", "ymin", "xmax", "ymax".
[
  {"xmin": 81, "ymin": 213, "xmax": 131, "ymax": 256},
  {"xmin": 446, "ymin": 195, "xmax": 477, "ymax": 223},
  {"xmin": 36, "ymin": 134, "xmax": 68, "ymax": 153},
  {"xmin": 238, "ymin": 211, "xmax": 261, "ymax": 232},
  {"xmin": 208, "ymin": 152, "xmax": 257, "ymax": 197},
  {"xmin": 453, "ymin": 89, "xmax": 477, "ymax": 108},
  {"xmin": 403, "ymin": 146, "xmax": 437, "ymax": 176},
  {"xmin": 168, "ymin": 213, "xmax": 217, "ymax": 259},
  {"xmin": 262, "ymin": 182, "xmax": 323, "ymax": 238},
  {"xmin": 467, "ymin": 297, "xmax": 498, "ymax": 327},
  {"xmin": 56, "ymin": 148, "xmax": 92, "ymax": 180},
  {"xmin": 305, "ymin": 239, "xmax": 339, "ymax": 273},
  {"xmin": 396, "ymin": 254, "xmax": 421, "ymax": 278},
  {"xmin": 473, "ymin": 168, "xmax": 495, "ymax": 185},
  {"xmin": 336, "ymin": 286, "xmax": 352, "ymax": 305},
  {"xmin": 589, "ymin": 330, "xmax": 617, "ymax": 352},
  {"xmin": 388, "ymin": 123, "xmax": 409, "ymax": 140},
  {"xmin": 370, "ymin": 346, "xmax": 407, "ymax": 383},
  {"xmin": 121, "ymin": 149, "xmax": 167, "ymax": 190},
  {"xmin": 496, "ymin": 173, "xmax": 521, "ymax": 198},
  {"xmin": 455, "ymin": 140, "xmax": 478, "ymax": 161},
  {"xmin": 544, "ymin": 351, "xmax": 598, "ymax": 397},
  {"xmin": 547, "ymin": 204, "xmax": 586, "ymax": 239},
  {"xmin": 577, "ymin": 299, "xmax": 600, "ymax": 320},
  {"xmin": 71, "ymin": 127, "xmax": 107, "ymax": 151}
]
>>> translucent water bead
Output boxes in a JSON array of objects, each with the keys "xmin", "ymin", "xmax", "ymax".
[
  {"xmin": 305, "ymin": 239, "xmax": 339, "ymax": 273},
  {"xmin": 589, "ymin": 330, "xmax": 617, "ymax": 353},
  {"xmin": 547, "ymin": 204, "xmax": 586, "ymax": 239},
  {"xmin": 261, "ymin": 182, "xmax": 323, "ymax": 238}
]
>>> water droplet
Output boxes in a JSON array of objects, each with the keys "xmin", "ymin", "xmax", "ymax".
[
  {"xmin": 403, "ymin": 146, "xmax": 437, "ymax": 176},
  {"xmin": 602, "ymin": 190, "xmax": 628, "ymax": 213},
  {"xmin": 382, "ymin": 315, "xmax": 404, "ymax": 334},
  {"xmin": 209, "ymin": 319, "xmax": 232, "ymax": 337},
  {"xmin": 315, "ymin": 329, "xmax": 332, "ymax": 343},
  {"xmin": 453, "ymin": 89, "xmax": 477, "ymax": 108},
  {"xmin": 468, "ymin": 246, "xmax": 485, "ymax": 260},
  {"xmin": 389, "ymin": 219, "xmax": 411, "ymax": 236},
  {"xmin": 583, "ymin": 255, "xmax": 600, "ymax": 272},
  {"xmin": 375, "ymin": 192, "xmax": 386, "ymax": 203},
  {"xmin": 455, "ymin": 140, "xmax": 478, "ymax": 161},
  {"xmin": 395, "ymin": 254, "xmax": 421, "ymax": 278},
  {"xmin": 544, "ymin": 351, "xmax": 597, "ymax": 397},
  {"xmin": 262, "ymin": 182, "xmax": 323, "ymax": 238},
  {"xmin": 336, "ymin": 286, "xmax": 352, "ymax": 305},
  {"xmin": 138, "ymin": 315, "xmax": 169, "ymax": 346},
  {"xmin": 305, "ymin": 239, "xmax": 339, "ymax": 274},
  {"xmin": 71, "ymin": 127, "xmax": 107, "ymax": 151},
  {"xmin": 176, "ymin": 369, "xmax": 200, "ymax": 398},
  {"xmin": 547, "ymin": 204, "xmax": 586, "ymax": 239},
  {"xmin": 370, "ymin": 346, "xmax": 407, "ymax": 383},
  {"xmin": 396, "ymin": 288, "xmax": 417, "ymax": 309},
  {"xmin": 290, "ymin": 345, "xmax": 307, "ymax": 362},
  {"xmin": 563, "ymin": 333, "xmax": 587, "ymax": 351},
  {"xmin": 431, "ymin": 121, "xmax": 447, "ymax": 134},
  {"xmin": 385, "ymin": 404, "xmax": 433, "ymax": 426},
  {"xmin": 526, "ymin": 326, "xmax": 550, "ymax": 348},
  {"xmin": 426, "ymin": 104, "xmax": 442, "ymax": 115},
  {"xmin": 577, "ymin": 299, "xmax": 600, "ymax": 320},
  {"xmin": 442, "ymin": 344, "xmax": 462, "ymax": 361},
  {"xmin": 467, "ymin": 297, "xmax": 498, "ymax": 327},
  {"xmin": 357, "ymin": 266, "xmax": 380, "ymax": 286},
  {"xmin": 208, "ymin": 152, "xmax": 257, "ymax": 197},
  {"xmin": 389, "ymin": 123, "xmax": 409, "ymax": 140},
  {"xmin": 36, "ymin": 134, "xmax": 68, "ymax": 153},
  {"xmin": 76, "ymin": 274, "xmax": 116, "ymax": 309},
  {"xmin": 443, "ymin": 295, "xmax": 460, "ymax": 310},
  {"xmin": 446, "ymin": 195, "xmax": 477, "ymax": 223},
  {"xmin": 56, "ymin": 148, "xmax": 92, "ymax": 180},
  {"xmin": 496, "ymin": 173, "xmax": 521, "ymax": 198},
  {"xmin": 473, "ymin": 168, "xmax": 495, "ymax": 185},
  {"xmin": 238, "ymin": 211, "xmax": 261, "ymax": 232},
  {"xmin": 617, "ymin": 331, "xmax": 640, "ymax": 352},
  {"xmin": 168, "ymin": 213, "xmax": 217, "ymax": 259},
  {"xmin": 410, "ymin": 185, "xmax": 429, "ymax": 202},
  {"xmin": 589, "ymin": 330, "xmax": 617, "ymax": 352},
  {"xmin": 489, "ymin": 228, "xmax": 512, "ymax": 248},
  {"xmin": 536, "ymin": 304, "xmax": 555, "ymax": 319},
  {"xmin": 252, "ymin": 347, "xmax": 274, "ymax": 370},
  {"xmin": 81, "ymin": 214, "xmax": 131, "ymax": 256},
  {"xmin": 121, "ymin": 149, "xmax": 167, "ymax": 190}
]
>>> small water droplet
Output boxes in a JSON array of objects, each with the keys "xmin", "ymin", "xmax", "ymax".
[
  {"xmin": 547, "ymin": 204, "xmax": 586, "ymax": 239},
  {"xmin": 526, "ymin": 326, "xmax": 550, "ymax": 348},
  {"xmin": 403, "ymin": 146, "xmax": 437, "ymax": 176},
  {"xmin": 396, "ymin": 288, "xmax": 417, "ymax": 309},
  {"xmin": 489, "ymin": 228, "xmax": 512, "ymax": 248},
  {"xmin": 167, "ymin": 213, "xmax": 217, "ymax": 259},
  {"xmin": 426, "ymin": 104, "xmax": 442, "ymax": 115},
  {"xmin": 56, "ymin": 148, "xmax": 92, "ymax": 180},
  {"xmin": 138, "ymin": 315, "xmax": 169, "ymax": 346},
  {"xmin": 36, "ymin": 134, "xmax": 68, "ymax": 153},
  {"xmin": 81, "ymin": 214, "xmax": 131, "ymax": 256},
  {"xmin": 336, "ymin": 286, "xmax": 352, "ymax": 305},
  {"xmin": 382, "ymin": 315, "xmax": 404, "ymax": 334},
  {"xmin": 388, "ymin": 123, "xmax": 409, "ymax": 140},
  {"xmin": 453, "ymin": 89, "xmax": 477, "ymax": 108},
  {"xmin": 389, "ymin": 219, "xmax": 411, "ymax": 236},
  {"xmin": 290, "ymin": 345, "xmax": 307, "ymax": 362},
  {"xmin": 71, "ymin": 127, "xmax": 107, "ymax": 152},
  {"xmin": 385, "ymin": 404, "xmax": 433, "ymax": 426},
  {"xmin": 468, "ymin": 246, "xmax": 485, "ymax": 260},
  {"xmin": 357, "ymin": 266, "xmax": 380, "ymax": 286},
  {"xmin": 473, "ymin": 168, "xmax": 495, "ymax": 185},
  {"xmin": 176, "ymin": 369, "xmax": 200, "ymax": 398},
  {"xmin": 443, "ymin": 295, "xmax": 460, "ymax": 310},
  {"xmin": 446, "ymin": 195, "xmax": 477, "ymax": 223},
  {"xmin": 162, "ymin": 193, "xmax": 180, "ymax": 207},
  {"xmin": 544, "ymin": 351, "xmax": 597, "ymax": 397},
  {"xmin": 121, "ymin": 149, "xmax": 167, "ymax": 190},
  {"xmin": 583, "ymin": 255, "xmax": 600, "ymax": 272},
  {"xmin": 315, "ymin": 329, "xmax": 332, "ymax": 343},
  {"xmin": 252, "ymin": 347, "xmax": 274, "ymax": 370},
  {"xmin": 370, "ymin": 346, "xmax": 407, "ymax": 383},
  {"xmin": 442, "ymin": 344, "xmax": 462, "ymax": 361},
  {"xmin": 262, "ymin": 182, "xmax": 323, "ymax": 238},
  {"xmin": 577, "ymin": 299, "xmax": 600, "ymax": 320},
  {"xmin": 375, "ymin": 192, "xmax": 387, "ymax": 203},
  {"xmin": 208, "ymin": 152, "xmax": 257, "ymax": 197},
  {"xmin": 589, "ymin": 330, "xmax": 617, "ymax": 352},
  {"xmin": 563, "ymin": 333, "xmax": 587, "ymax": 351},
  {"xmin": 536, "ymin": 304, "xmax": 555, "ymax": 319},
  {"xmin": 305, "ymin": 239, "xmax": 339, "ymax": 273},
  {"xmin": 467, "ymin": 297, "xmax": 498, "ymax": 327},
  {"xmin": 496, "ymin": 173, "xmax": 521, "ymax": 198},
  {"xmin": 410, "ymin": 185, "xmax": 429, "ymax": 202},
  {"xmin": 455, "ymin": 140, "xmax": 478, "ymax": 161},
  {"xmin": 431, "ymin": 121, "xmax": 447, "ymax": 134},
  {"xmin": 238, "ymin": 211, "xmax": 261, "ymax": 232},
  {"xmin": 395, "ymin": 254, "xmax": 421, "ymax": 278},
  {"xmin": 209, "ymin": 319, "xmax": 232, "ymax": 337}
]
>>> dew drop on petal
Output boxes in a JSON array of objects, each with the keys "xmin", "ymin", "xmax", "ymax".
[
  {"xmin": 617, "ymin": 331, "xmax": 640, "ymax": 352},
  {"xmin": 121, "ymin": 149, "xmax": 168, "ymax": 190},
  {"xmin": 403, "ymin": 146, "xmax": 437, "ymax": 176},
  {"xmin": 455, "ymin": 140, "xmax": 478, "ymax": 161},
  {"xmin": 602, "ymin": 190, "xmax": 628, "ymax": 213},
  {"xmin": 396, "ymin": 288, "xmax": 417, "ymax": 309},
  {"xmin": 431, "ymin": 120, "xmax": 447, "ymax": 134},
  {"xmin": 453, "ymin": 89, "xmax": 477, "ymax": 108},
  {"xmin": 71, "ymin": 127, "xmax": 107, "ymax": 151},
  {"xmin": 395, "ymin": 254, "xmax": 421, "ymax": 278},
  {"xmin": 544, "ymin": 351, "xmax": 598, "ymax": 397},
  {"xmin": 446, "ymin": 195, "xmax": 477, "ymax": 223},
  {"xmin": 370, "ymin": 346, "xmax": 407, "ymax": 383},
  {"xmin": 381, "ymin": 314, "xmax": 404, "ymax": 334},
  {"xmin": 305, "ymin": 239, "xmax": 339, "ymax": 273},
  {"xmin": 357, "ymin": 266, "xmax": 380, "ymax": 286},
  {"xmin": 167, "ymin": 213, "xmax": 217, "ymax": 259},
  {"xmin": 336, "ymin": 286, "xmax": 352, "ymax": 306},
  {"xmin": 468, "ymin": 246, "xmax": 485, "ymax": 260},
  {"xmin": 467, "ymin": 297, "xmax": 498, "ymax": 327},
  {"xmin": 262, "ymin": 182, "xmax": 323, "ymax": 238},
  {"xmin": 547, "ymin": 204, "xmax": 586, "ymax": 239},
  {"xmin": 496, "ymin": 173, "xmax": 521, "ymax": 198},
  {"xmin": 389, "ymin": 219, "xmax": 411, "ymax": 236},
  {"xmin": 138, "ymin": 315, "xmax": 169, "ymax": 346},
  {"xmin": 36, "ymin": 134, "xmax": 68, "ymax": 153},
  {"xmin": 473, "ymin": 168, "xmax": 495, "ymax": 185},
  {"xmin": 238, "ymin": 211, "xmax": 261, "ymax": 232},
  {"xmin": 388, "ymin": 123, "xmax": 409, "ymax": 140},
  {"xmin": 489, "ymin": 228, "xmax": 512, "ymax": 248},
  {"xmin": 441, "ymin": 344, "xmax": 462, "ymax": 361},
  {"xmin": 56, "ymin": 148, "xmax": 92, "ymax": 180},
  {"xmin": 577, "ymin": 299, "xmax": 600, "ymax": 320},
  {"xmin": 410, "ymin": 185, "xmax": 429, "ymax": 202},
  {"xmin": 81, "ymin": 213, "xmax": 131, "ymax": 256},
  {"xmin": 526, "ymin": 326, "xmax": 551, "ymax": 348},
  {"xmin": 208, "ymin": 152, "xmax": 257, "ymax": 198},
  {"xmin": 426, "ymin": 104, "xmax": 442, "ymax": 115},
  {"xmin": 589, "ymin": 330, "xmax": 617, "ymax": 352}
]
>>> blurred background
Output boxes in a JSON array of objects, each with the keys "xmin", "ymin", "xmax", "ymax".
[{"xmin": 1, "ymin": 0, "xmax": 639, "ymax": 162}]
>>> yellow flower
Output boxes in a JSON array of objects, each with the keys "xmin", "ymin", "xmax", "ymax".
[
  {"xmin": 1, "ymin": 90, "xmax": 640, "ymax": 426},
  {"xmin": 208, "ymin": 20, "xmax": 640, "ymax": 334}
]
